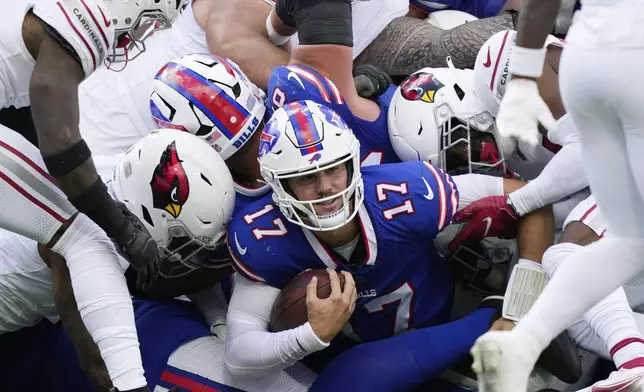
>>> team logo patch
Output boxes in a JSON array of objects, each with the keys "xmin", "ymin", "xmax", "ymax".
[
  {"xmin": 259, "ymin": 117, "xmax": 281, "ymax": 158},
  {"xmin": 150, "ymin": 141, "xmax": 190, "ymax": 218},
  {"xmin": 400, "ymin": 72, "xmax": 445, "ymax": 103},
  {"xmin": 308, "ymin": 153, "xmax": 322, "ymax": 164},
  {"xmin": 318, "ymin": 105, "xmax": 348, "ymax": 130}
]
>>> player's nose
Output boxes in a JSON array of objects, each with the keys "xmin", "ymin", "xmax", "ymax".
[{"xmin": 316, "ymin": 172, "xmax": 335, "ymax": 193}]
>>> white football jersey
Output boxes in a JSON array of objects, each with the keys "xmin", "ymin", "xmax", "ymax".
[
  {"xmin": 78, "ymin": 1, "xmax": 207, "ymax": 156},
  {"xmin": 156, "ymin": 336, "xmax": 316, "ymax": 392},
  {"xmin": 0, "ymin": 0, "xmax": 113, "ymax": 109},
  {"xmin": 568, "ymin": 0, "xmax": 644, "ymax": 49},
  {"xmin": 0, "ymin": 152, "xmax": 126, "ymax": 334}
]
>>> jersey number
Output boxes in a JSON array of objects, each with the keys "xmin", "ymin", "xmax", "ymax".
[
  {"xmin": 365, "ymin": 281, "xmax": 415, "ymax": 336},
  {"xmin": 361, "ymin": 150, "xmax": 384, "ymax": 167},
  {"xmin": 243, "ymin": 204, "xmax": 288, "ymax": 240},
  {"xmin": 375, "ymin": 182, "xmax": 415, "ymax": 220}
]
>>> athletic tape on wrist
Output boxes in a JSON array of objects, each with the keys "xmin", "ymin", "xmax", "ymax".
[{"xmin": 509, "ymin": 45, "xmax": 547, "ymax": 79}]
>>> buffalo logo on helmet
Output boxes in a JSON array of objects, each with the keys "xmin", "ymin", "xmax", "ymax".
[
  {"xmin": 259, "ymin": 117, "xmax": 281, "ymax": 158},
  {"xmin": 400, "ymin": 72, "xmax": 445, "ymax": 103},
  {"xmin": 150, "ymin": 141, "xmax": 190, "ymax": 218}
]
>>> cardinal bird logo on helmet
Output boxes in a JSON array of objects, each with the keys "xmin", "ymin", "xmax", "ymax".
[
  {"xmin": 400, "ymin": 72, "xmax": 445, "ymax": 103},
  {"xmin": 150, "ymin": 141, "xmax": 190, "ymax": 218}
]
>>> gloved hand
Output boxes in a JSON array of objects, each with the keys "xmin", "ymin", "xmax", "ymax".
[
  {"xmin": 447, "ymin": 195, "xmax": 521, "ymax": 253},
  {"xmin": 353, "ymin": 64, "xmax": 393, "ymax": 99},
  {"xmin": 496, "ymin": 78, "xmax": 556, "ymax": 148},
  {"xmin": 112, "ymin": 200, "xmax": 160, "ymax": 290}
]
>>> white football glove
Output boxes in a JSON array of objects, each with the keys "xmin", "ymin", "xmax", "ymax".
[{"xmin": 496, "ymin": 78, "xmax": 557, "ymax": 148}]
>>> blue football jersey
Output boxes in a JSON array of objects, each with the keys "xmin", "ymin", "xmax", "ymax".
[
  {"xmin": 228, "ymin": 161, "xmax": 459, "ymax": 342},
  {"xmin": 410, "ymin": 0, "xmax": 506, "ymax": 18},
  {"xmin": 267, "ymin": 64, "xmax": 400, "ymax": 167},
  {"xmin": 233, "ymin": 181, "xmax": 271, "ymax": 217}
]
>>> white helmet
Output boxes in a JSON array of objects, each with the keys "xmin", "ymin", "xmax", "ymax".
[
  {"xmin": 388, "ymin": 66, "xmax": 516, "ymax": 176},
  {"xmin": 259, "ymin": 100, "xmax": 363, "ymax": 231},
  {"xmin": 150, "ymin": 53, "xmax": 267, "ymax": 160},
  {"xmin": 426, "ymin": 10, "xmax": 479, "ymax": 30},
  {"xmin": 474, "ymin": 29, "xmax": 565, "ymax": 117},
  {"xmin": 112, "ymin": 128, "xmax": 235, "ymax": 278},
  {"xmin": 105, "ymin": 0, "xmax": 187, "ymax": 62}
]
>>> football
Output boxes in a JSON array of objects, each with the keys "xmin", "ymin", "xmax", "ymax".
[{"xmin": 270, "ymin": 269, "xmax": 346, "ymax": 332}]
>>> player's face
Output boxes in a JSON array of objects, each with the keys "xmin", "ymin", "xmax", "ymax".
[
  {"xmin": 286, "ymin": 163, "xmax": 349, "ymax": 216},
  {"xmin": 445, "ymin": 127, "xmax": 499, "ymax": 173}
]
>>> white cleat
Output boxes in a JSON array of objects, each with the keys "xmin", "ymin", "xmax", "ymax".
[
  {"xmin": 576, "ymin": 366, "xmax": 644, "ymax": 392},
  {"xmin": 471, "ymin": 330, "xmax": 539, "ymax": 392}
]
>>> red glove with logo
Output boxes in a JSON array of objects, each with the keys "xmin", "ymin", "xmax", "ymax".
[{"xmin": 447, "ymin": 195, "xmax": 521, "ymax": 253}]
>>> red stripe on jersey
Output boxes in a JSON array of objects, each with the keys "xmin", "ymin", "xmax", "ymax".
[
  {"xmin": 423, "ymin": 162, "xmax": 447, "ymax": 231},
  {"xmin": 79, "ymin": 0, "xmax": 110, "ymax": 48},
  {"xmin": 56, "ymin": 2, "xmax": 97, "ymax": 71},
  {"xmin": 226, "ymin": 239, "xmax": 266, "ymax": 283},
  {"xmin": 579, "ymin": 203, "xmax": 597, "ymax": 223},
  {"xmin": 160, "ymin": 371, "xmax": 221, "ymax": 392},
  {"xmin": 0, "ymin": 141, "xmax": 56, "ymax": 185},
  {"xmin": 0, "ymin": 171, "xmax": 67, "ymax": 224},
  {"xmin": 287, "ymin": 65, "xmax": 332, "ymax": 103}
]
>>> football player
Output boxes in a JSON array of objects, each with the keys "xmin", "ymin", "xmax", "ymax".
[
  {"xmin": 0, "ymin": 297, "xmax": 316, "ymax": 392},
  {"xmin": 0, "ymin": 129, "xmax": 235, "ymax": 390},
  {"xmin": 536, "ymin": 195, "xmax": 644, "ymax": 390},
  {"xmin": 389, "ymin": 34, "xmax": 590, "ymax": 246},
  {"xmin": 469, "ymin": 0, "xmax": 644, "ymax": 390},
  {"xmin": 224, "ymin": 99, "xmax": 573, "ymax": 390},
  {"xmin": 0, "ymin": 1, "xmax": 183, "ymax": 390}
]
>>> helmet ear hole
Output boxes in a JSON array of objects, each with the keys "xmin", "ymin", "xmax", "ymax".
[
  {"xmin": 453, "ymin": 83, "xmax": 465, "ymax": 101},
  {"xmin": 141, "ymin": 205, "xmax": 154, "ymax": 227}
]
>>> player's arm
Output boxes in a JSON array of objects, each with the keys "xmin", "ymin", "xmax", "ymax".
[
  {"xmin": 39, "ymin": 244, "xmax": 112, "ymax": 392},
  {"xmin": 270, "ymin": 0, "xmax": 381, "ymax": 120},
  {"xmin": 26, "ymin": 12, "xmax": 159, "ymax": 288},
  {"xmin": 196, "ymin": 0, "xmax": 290, "ymax": 90},
  {"xmin": 512, "ymin": 0, "xmax": 561, "ymax": 81},
  {"xmin": 508, "ymin": 117, "xmax": 586, "ymax": 217},
  {"xmin": 446, "ymin": 173, "xmax": 527, "ymax": 252},
  {"xmin": 224, "ymin": 273, "xmax": 329, "ymax": 377}
]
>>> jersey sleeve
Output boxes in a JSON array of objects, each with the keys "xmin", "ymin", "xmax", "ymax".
[
  {"xmin": 32, "ymin": 0, "xmax": 115, "ymax": 77},
  {"xmin": 226, "ymin": 201, "xmax": 295, "ymax": 289},
  {"xmin": 267, "ymin": 65, "xmax": 355, "ymax": 127},
  {"xmin": 369, "ymin": 161, "xmax": 459, "ymax": 239}
]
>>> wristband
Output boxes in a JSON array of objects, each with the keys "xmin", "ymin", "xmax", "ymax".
[
  {"xmin": 266, "ymin": 13, "xmax": 291, "ymax": 46},
  {"xmin": 509, "ymin": 45, "xmax": 547, "ymax": 78}
]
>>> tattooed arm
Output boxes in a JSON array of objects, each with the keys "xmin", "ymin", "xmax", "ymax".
[
  {"xmin": 39, "ymin": 244, "xmax": 112, "ymax": 392},
  {"xmin": 354, "ymin": 14, "xmax": 514, "ymax": 77}
]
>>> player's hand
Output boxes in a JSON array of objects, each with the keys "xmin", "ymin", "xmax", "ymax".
[
  {"xmin": 306, "ymin": 269, "xmax": 357, "ymax": 343},
  {"xmin": 447, "ymin": 195, "xmax": 520, "ymax": 253},
  {"xmin": 496, "ymin": 77, "xmax": 556, "ymax": 148},
  {"xmin": 112, "ymin": 200, "xmax": 160, "ymax": 291},
  {"xmin": 489, "ymin": 317, "xmax": 516, "ymax": 332},
  {"xmin": 353, "ymin": 64, "xmax": 392, "ymax": 99}
]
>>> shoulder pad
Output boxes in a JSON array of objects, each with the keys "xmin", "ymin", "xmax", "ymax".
[
  {"xmin": 363, "ymin": 161, "xmax": 458, "ymax": 237},
  {"xmin": 33, "ymin": 0, "xmax": 114, "ymax": 77},
  {"xmin": 227, "ymin": 199, "xmax": 293, "ymax": 287}
]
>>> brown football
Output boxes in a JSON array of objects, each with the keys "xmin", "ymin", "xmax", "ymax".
[{"xmin": 270, "ymin": 269, "xmax": 346, "ymax": 332}]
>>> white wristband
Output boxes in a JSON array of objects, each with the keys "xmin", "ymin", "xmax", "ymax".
[
  {"xmin": 509, "ymin": 45, "xmax": 547, "ymax": 78},
  {"xmin": 266, "ymin": 13, "xmax": 291, "ymax": 46}
]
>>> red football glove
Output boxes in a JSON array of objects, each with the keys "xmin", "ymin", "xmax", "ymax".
[{"xmin": 447, "ymin": 195, "xmax": 521, "ymax": 253}]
